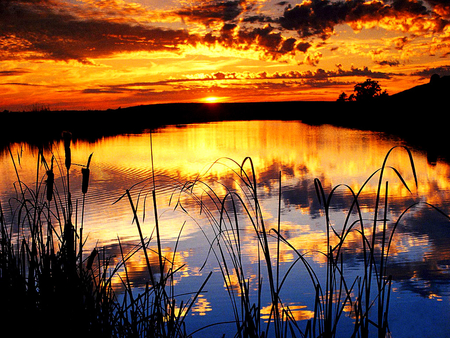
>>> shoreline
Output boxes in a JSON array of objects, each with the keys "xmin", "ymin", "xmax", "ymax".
[{"xmin": 0, "ymin": 100, "xmax": 447, "ymax": 162}]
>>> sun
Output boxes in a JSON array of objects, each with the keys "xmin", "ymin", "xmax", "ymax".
[{"xmin": 203, "ymin": 96, "xmax": 220, "ymax": 103}]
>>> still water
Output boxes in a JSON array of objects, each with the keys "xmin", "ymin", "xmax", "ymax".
[{"xmin": 1, "ymin": 120, "xmax": 450, "ymax": 337}]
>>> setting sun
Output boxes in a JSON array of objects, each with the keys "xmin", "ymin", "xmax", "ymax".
[{"xmin": 203, "ymin": 96, "xmax": 220, "ymax": 103}]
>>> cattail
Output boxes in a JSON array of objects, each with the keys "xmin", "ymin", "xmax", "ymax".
[
  {"xmin": 46, "ymin": 170, "xmax": 54, "ymax": 202},
  {"xmin": 46, "ymin": 157, "xmax": 55, "ymax": 202},
  {"xmin": 82, "ymin": 153, "xmax": 93, "ymax": 195},
  {"xmin": 63, "ymin": 131, "xmax": 72, "ymax": 171},
  {"xmin": 86, "ymin": 247, "xmax": 98, "ymax": 271},
  {"xmin": 81, "ymin": 168, "xmax": 89, "ymax": 195}
]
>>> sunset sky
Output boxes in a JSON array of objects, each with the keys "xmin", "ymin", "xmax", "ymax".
[{"xmin": 1, "ymin": 0, "xmax": 450, "ymax": 110}]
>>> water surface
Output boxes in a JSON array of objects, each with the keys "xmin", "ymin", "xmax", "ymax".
[{"xmin": 1, "ymin": 120, "xmax": 450, "ymax": 337}]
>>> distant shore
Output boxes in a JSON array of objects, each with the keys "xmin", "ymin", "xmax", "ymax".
[{"xmin": 0, "ymin": 99, "xmax": 447, "ymax": 162}]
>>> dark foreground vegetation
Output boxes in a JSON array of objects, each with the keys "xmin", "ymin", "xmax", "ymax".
[{"xmin": 1, "ymin": 129, "xmax": 449, "ymax": 337}]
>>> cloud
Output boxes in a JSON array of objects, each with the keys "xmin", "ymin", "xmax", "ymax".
[
  {"xmin": 278, "ymin": 0, "xmax": 447, "ymax": 38},
  {"xmin": 391, "ymin": 36, "xmax": 410, "ymax": 50},
  {"xmin": 0, "ymin": 0, "xmax": 192, "ymax": 63},
  {"xmin": 424, "ymin": 0, "xmax": 450, "ymax": 18},
  {"xmin": 374, "ymin": 60, "xmax": 401, "ymax": 67},
  {"xmin": 176, "ymin": 0, "xmax": 245, "ymax": 27},
  {"xmin": 0, "ymin": 69, "xmax": 31, "ymax": 76},
  {"xmin": 200, "ymin": 23, "xmax": 312, "ymax": 60},
  {"xmin": 302, "ymin": 51, "xmax": 323, "ymax": 66},
  {"xmin": 410, "ymin": 65, "xmax": 450, "ymax": 79},
  {"xmin": 82, "ymin": 88, "xmax": 127, "ymax": 94},
  {"xmin": 279, "ymin": 0, "xmax": 348, "ymax": 38},
  {"xmin": 0, "ymin": 82, "xmax": 43, "ymax": 87}
]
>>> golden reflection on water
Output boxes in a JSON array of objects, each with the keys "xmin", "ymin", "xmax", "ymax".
[
  {"xmin": 260, "ymin": 303, "xmax": 315, "ymax": 322},
  {"xmin": 191, "ymin": 294, "xmax": 212, "ymax": 316}
]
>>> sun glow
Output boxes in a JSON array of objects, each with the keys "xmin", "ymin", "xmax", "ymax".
[{"xmin": 203, "ymin": 96, "xmax": 220, "ymax": 103}]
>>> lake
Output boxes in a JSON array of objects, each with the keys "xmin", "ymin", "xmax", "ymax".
[{"xmin": 1, "ymin": 120, "xmax": 450, "ymax": 337}]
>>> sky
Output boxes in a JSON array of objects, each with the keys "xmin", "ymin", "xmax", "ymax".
[{"xmin": 1, "ymin": 0, "xmax": 450, "ymax": 111}]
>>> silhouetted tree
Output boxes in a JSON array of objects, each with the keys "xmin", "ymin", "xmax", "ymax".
[
  {"xmin": 337, "ymin": 92, "xmax": 348, "ymax": 102},
  {"xmin": 337, "ymin": 79, "xmax": 388, "ymax": 102}
]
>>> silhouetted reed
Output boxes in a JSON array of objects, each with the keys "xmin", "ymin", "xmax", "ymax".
[{"xmin": 0, "ymin": 142, "xmax": 116, "ymax": 337}]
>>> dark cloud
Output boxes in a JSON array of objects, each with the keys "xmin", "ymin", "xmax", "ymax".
[
  {"xmin": 279, "ymin": 0, "xmax": 441, "ymax": 39},
  {"xmin": 0, "ymin": 69, "xmax": 31, "ymax": 76},
  {"xmin": 290, "ymin": 65, "xmax": 394, "ymax": 79},
  {"xmin": 423, "ymin": 0, "xmax": 450, "ymax": 19},
  {"xmin": 374, "ymin": 60, "xmax": 401, "ymax": 66},
  {"xmin": 175, "ymin": 2, "xmax": 305, "ymax": 61},
  {"xmin": 296, "ymin": 42, "xmax": 312, "ymax": 53},
  {"xmin": 201, "ymin": 23, "xmax": 310, "ymax": 60},
  {"xmin": 0, "ymin": 0, "xmax": 191, "ymax": 63},
  {"xmin": 242, "ymin": 14, "xmax": 276, "ymax": 24},
  {"xmin": 424, "ymin": 0, "xmax": 450, "ymax": 11},
  {"xmin": 411, "ymin": 65, "xmax": 450, "ymax": 79},
  {"xmin": 176, "ymin": 0, "xmax": 245, "ymax": 26},
  {"xmin": 82, "ymin": 88, "xmax": 127, "ymax": 94},
  {"xmin": 279, "ymin": 0, "xmax": 350, "ymax": 38},
  {"xmin": 390, "ymin": 0, "xmax": 428, "ymax": 15},
  {"xmin": 0, "ymin": 82, "xmax": 43, "ymax": 87}
]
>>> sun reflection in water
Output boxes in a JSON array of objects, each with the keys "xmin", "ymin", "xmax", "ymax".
[
  {"xmin": 192, "ymin": 294, "xmax": 212, "ymax": 316},
  {"xmin": 260, "ymin": 303, "xmax": 315, "ymax": 322}
]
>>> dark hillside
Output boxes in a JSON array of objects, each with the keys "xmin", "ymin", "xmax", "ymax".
[
  {"xmin": 325, "ymin": 75, "xmax": 450, "ymax": 162},
  {"xmin": 391, "ymin": 74, "xmax": 450, "ymax": 104}
]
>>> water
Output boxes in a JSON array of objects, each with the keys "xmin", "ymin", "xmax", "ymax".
[{"xmin": 1, "ymin": 120, "xmax": 450, "ymax": 337}]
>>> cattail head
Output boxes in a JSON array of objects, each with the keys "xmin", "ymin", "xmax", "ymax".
[
  {"xmin": 81, "ymin": 168, "xmax": 89, "ymax": 194},
  {"xmin": 81, "ymin": 153, "xmax": 93, "ymax": 195},
  {"xmin": 62, "ymin": 131, "xmax": 72, "ymax": 171},
  {"xmin": 46, "ymin": 170, "xmax": 54, "ymax": 202},
  {"xmin": 86, "ymin": 247, "xmax": 98, "ymax": 271},
  {"xmin": 46, "ymin": 157, "xmax": 55, "ymax": 202}
]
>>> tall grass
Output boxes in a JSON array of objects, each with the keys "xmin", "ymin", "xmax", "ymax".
[
  {"xmin": 0, "ymin": 137, "xmax": 210, "ymax": 337},
  {"xmin": 1, "ymin": 135, "xmax": 447, "ymax": 338},
  {"xmin": 174, "ymin": 157, "xmax": 303, "ymax": 337},
  {"xmin": 0, "ymin": 140, "xmax": 117, "ymax": 337}
]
